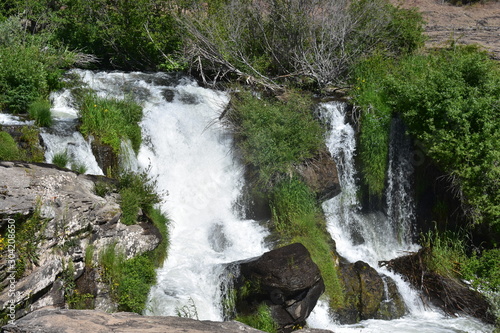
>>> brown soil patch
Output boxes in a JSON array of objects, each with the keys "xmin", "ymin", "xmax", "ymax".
[{"xmin": 392, "ymin": 0, "xmax": 500, "ymax": 59}]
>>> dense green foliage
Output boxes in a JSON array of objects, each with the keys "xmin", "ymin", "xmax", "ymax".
[
  {"xmin": 0, "ymin": 17, "xmax": 75, "ymax": 113},
  {"xmin": 353, "ymin": 46, "xmax": 500, "ymax": 232},
  {"xmin": 99, "ymin": 227, "xmax": 167, "ymax": 314},
  {"xmin": 53, "ymin": 0, "xmax": 183, "ymax": 70},
  {"xmin": 227, "ymin": 91, "xmax": 323, "ymax": 187},
  {"xmin": 78, "ymin": 92, "xmax": 143, "ymax": 154},
  {"xmin": 0, "ymin": 131, "xmax": 21, "ymax": 160},
  {"xmin": 421, "ymin": 228, "xmax": 500, "ymax": 325}
]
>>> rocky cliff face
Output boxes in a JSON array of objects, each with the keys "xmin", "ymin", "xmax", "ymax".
[{"xmin": 0, "ymin": 161, "xmax": 161, "ymax": 320}]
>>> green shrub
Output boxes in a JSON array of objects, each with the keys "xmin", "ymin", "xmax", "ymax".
[
  {"xmin": 116, "ymin": 255, "xmax": 156, "ymax": 313},
  {"xmin": 78, "ymin": 92, "xmax": 143, "ymax": 154},
  {"xmin": 28, "ymin": 98, "xmax": 52, "ymax": 127},
  {"xmin": 118, "ymin": 171, "xmax": 161, "ymax": 226},
  {"xmin": 52, "ymin": 151, "xmax": 69, "ymax": 169},
  {"xmin": 120, "ymin": 188, "xmax": 141, "ymax": 226},
  {"xmin": 0, "ymin": 17, "xmax": 75, "ymax": 113},
  {"xmin": 18, "ymin": 126, "xmax": 44, "ymax": 162},
  {"xmin": 53, "ymin": 0, "xmax": 183, "ymax": 70},
  {"xmin": 462, "ymin": 248, "xmax": 500, "ymax": 292},
  {"xmin": 0, "ymin": 131, "xmax": 20, "ymax": 160},
  {"xmin": 228, "ymin": 91, "xmax": 323, "ymax": 187}
]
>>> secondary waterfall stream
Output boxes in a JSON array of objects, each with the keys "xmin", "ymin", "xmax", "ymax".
[
  {"xmin": 3, "ymin": 70, "xmax": 490, "ymax": 332},
  {"xmin": 307, "ymin": 102, "xmax": 490, "ymax": 332}
]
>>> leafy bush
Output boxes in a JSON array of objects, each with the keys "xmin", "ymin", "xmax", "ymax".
[
  {"xmin": 116, "ymin": 255, "xmax": 156, "ymax": 313},
  {"xmin": 462, "ymin": 248, "xmax": 500, "ymax": 292},
  {"xmin": 53, "ymin": 0, "xmax": 183, "ymax": 70},
  {"xmin": 18, "ymin": 126, "xmax": 44, "ymax": 162},
  {"xmin": 0, "ymin": 131, "xmax": 20, "ymax": 160},
  {"xmin": 0, "ymin": 17, "xmax": 75, "ymax": 113},
  {"xmin": 118, "ymin": 171, "xmax": 161, "ymax": 223},
  {"xmin": 227, "ymin": 91, "xmax": 323, "ymax": 187},
  {"xmin": 28, "ymin": 98, "xmax": 52, "ymax": 127},
  {"xmin": 99, "ymin": 214, "xmax": 169, "ymax": 314},
  {"xmin": 78, "ymin": 92, "xmax": 143, "ymax": 154}
]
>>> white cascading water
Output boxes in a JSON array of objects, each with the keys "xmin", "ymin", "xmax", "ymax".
[
  {"xmin": 41, "ymin": 88, "xmax": 104, "ymax": 175},
  {"xmin": 69, "ymin": 70, "xmax": 270, "ymax": 320},
  {"xmin": 307, "ymin": 101, "xmax": 492, "ymax": 332},
  {"xmin": 32, "ymin": 71, "xmax": 492, "ymax": 331}
]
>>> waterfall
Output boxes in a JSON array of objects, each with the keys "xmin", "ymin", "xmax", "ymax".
[
  {"xmin": 18, "ymin": 70, "xmax": 490, "ymax": 332},
  {"xmin": 40, "ymin": 89, "xmax": 104, "ymax": 175},
  {"xmin": 69, "ymin": 70, "xmax": 270, "ymax": 320},
  {"xmin": 307, "ymin": 101, "xmax": 492, "ymax": 332}
]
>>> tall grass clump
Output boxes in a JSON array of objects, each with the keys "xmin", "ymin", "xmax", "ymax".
[
  {"xmin": 52, "ymin": 151, "xmax": 69, "ymax": 169},
  {"xmin": 78, "ymin": 92, "xmax": 142, "ymax": 154},
  {"xmin": 270, "ymin": 178, "xmax": 344, "ymax": 307},
  {"xmin": 351, "ymin": 55, "xmax": 394, "ymax": 201},
  {"xmin": 420, "ymin": 228, "xmax": 468, "ymax": 278},
  {"xmin": 0, "ymin": 131, "xmax": 21, "ymax": 161},
  {"xmin": 28, "ymin": 98, "xmax": 53, "ymax": 127},
  {"xmin": 227, "ymin": 90, "xmax": 323, "ymax": 188},
  {"xmin": 236, "ymin": 304, "xmax": 278, "ymax": 333}
]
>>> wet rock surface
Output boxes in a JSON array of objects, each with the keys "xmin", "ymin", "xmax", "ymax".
[
  {"xmin": 228, "ymin": 243, "xmax": 325, "ymax": 332},
  {"xmin": 337, "ymin": 260, "xmax": 406, "ymax": 324}
]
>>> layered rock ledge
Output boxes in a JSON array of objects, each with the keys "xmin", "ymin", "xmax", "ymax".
[{"xmin": 1, "ymin": 308, "xmax": 334, "ymax": 333}]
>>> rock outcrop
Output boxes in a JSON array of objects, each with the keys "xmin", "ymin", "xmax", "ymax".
[
  {"xmin": 1, "ymin": 308, "xmax": 334, "ymax": 333},
  {"xmin": 226, "ymin": 243, "xmax": 325, "ymax": 332},
  {"xmin": 381, "ymin": 248, "xmax": 495, "ymax": 325},
  {"xmin": 336, "ymin": 260, "xmax": 406, "ymax": 324},
  {"xmin": 296, "ymin": 150, "xmax": 341, "ymax": 201},
  {"xmin": 0, "ymin": 161, "xmax": 161, "ymax": 320}
]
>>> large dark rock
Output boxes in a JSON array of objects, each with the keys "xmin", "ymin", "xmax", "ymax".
[
  {"xmin": 1, "ymin": 308, "xmax": 334, "ymax": 333},
  {"xmin": 227, "ymin": 243, "xmax": 325, "ymax": 332},
  {"xmin": 336, "ymin": 260, "xmax": 406, "ymax": 324}
]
